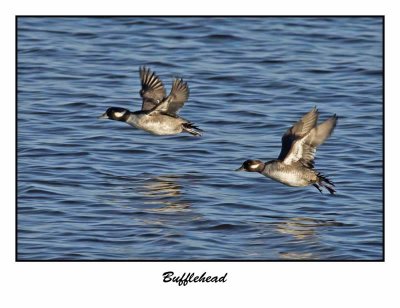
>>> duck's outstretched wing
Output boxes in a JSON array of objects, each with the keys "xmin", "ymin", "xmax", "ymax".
[
  {"xmin": 139, "ymin": 66, "xmax": 166, "ymax": 111},
  {"xmin": 149, "ymin": 78, "xmax": 189, "ymax": 115},
  {"xmin": 277, "ymin": 107, "xmax": 319, "ymax": 162},
  {"xmin": 278, "ymin": 108, "xmax": 337, "ymax": 168}
]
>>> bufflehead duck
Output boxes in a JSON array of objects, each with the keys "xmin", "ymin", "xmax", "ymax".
[
  {"xmin": 236, "ymin": 107, "xmax": 338, "ymax": 194},
  {"xmin": 99, "ymin": 67, "xmax": 202, "ymax": 136}
]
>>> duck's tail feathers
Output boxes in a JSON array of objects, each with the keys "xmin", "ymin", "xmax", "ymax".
[
  {"xmin": 182, "ymin": 122, "xmax": 203, "ymax": 136},
  {"xmin": 316, "ymin": 172, "xmax": 336, "ymax": 195}
]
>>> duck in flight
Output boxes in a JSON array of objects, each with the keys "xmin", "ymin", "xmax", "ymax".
[
  {"xmin": 99, "ymin": 67, "xmax": 202, "ymax": 136},
  {"xmin": 236, "ymin": 107, "xmax": 338, "ymax": 194}
]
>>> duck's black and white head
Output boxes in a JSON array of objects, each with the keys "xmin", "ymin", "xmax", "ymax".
[
  {"xmin": 235, "ymin": 159, "xmax": 265, "ymax": 172},
  {"xmin": 98, "ymin": 107, "xmax": 130, "ymax": 122}
]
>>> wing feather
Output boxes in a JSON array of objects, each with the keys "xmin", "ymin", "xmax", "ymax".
[
  {"xmin": 149, "ymin": 78, "xmax": 189, "ymax": 115},
  {"xmin": 280, "ymin": 111, "xmax": 338, "ymax": 168},
  {"xmin": 139, "ymin": 66, "xmax": 166, "ymax": 111},
  {"xmin": 277, "ymin": 107, "xmax": 319, "ymax": 162}
]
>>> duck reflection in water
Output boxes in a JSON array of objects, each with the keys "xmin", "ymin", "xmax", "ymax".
[
  {"xmin": 276, "ymin": 217, "xmax": 318, "ymax": 240},
  {"xmin": 138, "ymin": 175, "xmax": 191, "ymax": 212},
  {"xmin": 276, "ymin": 217, "xmax": 343, "ymax": 260}
]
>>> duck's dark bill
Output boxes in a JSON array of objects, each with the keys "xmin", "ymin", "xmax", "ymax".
[
  {"xmin": 235, "ymin": 166, "xmax": 245, "ymax": 171},
  {"xmin": 98, "ymin": 113, "xmax": 109, "ymax": 119}
]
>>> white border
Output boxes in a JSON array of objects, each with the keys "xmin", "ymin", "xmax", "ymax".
[{"xmin": 3, "ymin": 0, "xmax": 399, "ymax": 307}]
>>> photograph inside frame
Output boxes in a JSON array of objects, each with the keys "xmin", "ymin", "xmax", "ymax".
[{"xmin": 16, "ymin": 16, "xmax": 383, "ymax": 261}]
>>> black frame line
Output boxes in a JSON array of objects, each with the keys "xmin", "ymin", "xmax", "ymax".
[
  {"xmin": 15, "ymin": 15, "xmax": 385, "ymax": 262},
  {"xmin": 16, "ymin": 15, "xmax": 383, "ymax": 18}
]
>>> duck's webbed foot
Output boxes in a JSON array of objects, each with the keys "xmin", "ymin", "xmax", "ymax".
[{"xmin": 312, "ymin": 183, "xmax": 323, "ymax": 194}]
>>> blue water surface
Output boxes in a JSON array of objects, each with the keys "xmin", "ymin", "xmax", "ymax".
[{"xmin": 17, "ymin": 17, "xmax": 383, "ymax": 260}]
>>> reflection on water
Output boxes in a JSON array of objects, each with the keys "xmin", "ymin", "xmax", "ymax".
[
  {"xmin": 276, "ymin": 217, "xmax": 342, "ymax": 240},
  {"xmin": 280, "ymin": 252, "xmax": 314, "ymax": 260},
  {"xmin": 276, "ymin": 217, "xmax": 344, "ymax": 260},
  {"xmin": 138, "ymin": 175, "xmax": 191, "ymax": 213}
]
